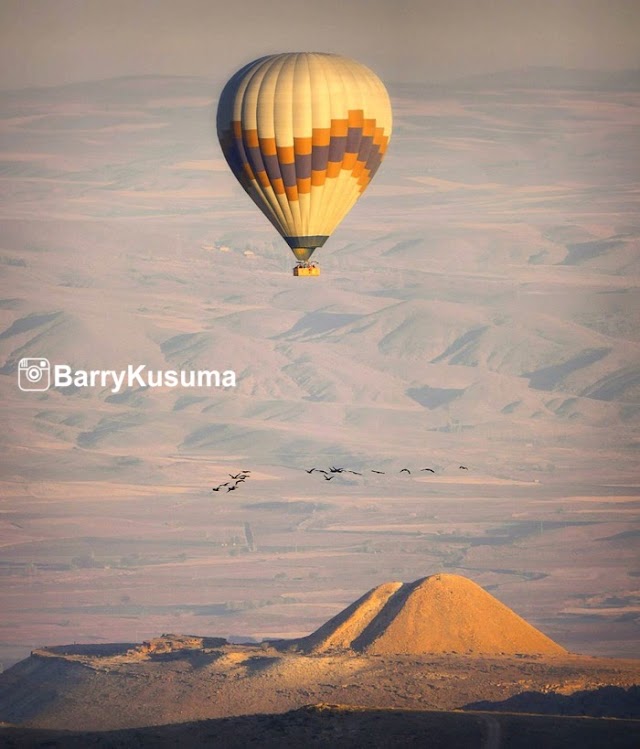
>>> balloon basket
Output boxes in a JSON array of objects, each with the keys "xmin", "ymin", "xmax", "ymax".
[{"xmin": 293, "ymin": 264, "xmax": 320, "ymax": 277}]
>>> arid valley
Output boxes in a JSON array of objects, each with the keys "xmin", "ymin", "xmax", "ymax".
[{"xmin": 1, "ymin": 61, "xmax": 639, "ymax": 746}]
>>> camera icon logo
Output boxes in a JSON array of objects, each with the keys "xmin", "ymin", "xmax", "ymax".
[{"xmin": 18, "ymin": 357, "xmax": 51, "ymax": 392}]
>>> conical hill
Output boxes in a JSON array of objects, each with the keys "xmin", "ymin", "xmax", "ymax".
[{"xmin": 296, "ymin": 573, "xmax": 566, "ymax": 656}]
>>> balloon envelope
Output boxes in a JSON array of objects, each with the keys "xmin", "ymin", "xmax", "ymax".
[{"xmin": 217, "ymin": 53, "xmax": 392, "ymax": 262}]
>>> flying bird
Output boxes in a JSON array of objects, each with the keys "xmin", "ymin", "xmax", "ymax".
[
  {"xmin": 329, "ymin": 466, "xmax": 344, "ymax": 473},
  {"xmin": 227, "ymin": 485, "xmax": 237, "ymax": 491},
  {"xmin": 324, "ymin": 474, "xmax": 335, "ymax": 481},
  {"xmin": 459, "ymin": 465, "xmax": 468, "ymax": 470},
  {"xmin": 212, "ymin": 487, "xmax": 221, "ymax": 491},
  {"xmin": 371, "ymin": 470, "xmax": 385, "ymax": 474},
  {"xmin": 347, "ymin": 470, "xmax": 362, "ymax": 475},
  {"xmin": 400, "ymin": 468, "xmax": 411, "ymax": 474},
  {"xmin": 230, "ymin": 473, "xmax": 245, "ymax": 479},
  {"xmin": 420, "ymin": 468, "xmax": 435, "ymax": 473}
]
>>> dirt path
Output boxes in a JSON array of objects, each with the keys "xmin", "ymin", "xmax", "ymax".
[{"xmin": 481, "ymin": 714, "xmax": 502, "ymax": 749}]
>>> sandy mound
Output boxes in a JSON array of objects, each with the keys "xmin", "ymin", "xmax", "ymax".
[
  {"xmin": 298, "ymin": 581, "xmax": 403, "ymax": 653},
  {"xmin": 297, "ymin": 573, "xmax": 566, "ymax": 656}
]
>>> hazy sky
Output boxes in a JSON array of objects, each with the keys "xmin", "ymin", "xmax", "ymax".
[{"xmin": 1, "ymin": 0, "xmax": 639, "ymax": 90}]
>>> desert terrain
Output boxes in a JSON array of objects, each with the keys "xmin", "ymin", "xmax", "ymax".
[
  {"xmin": 0, "ymin": 67, "xmax": 638, "ymax": 744},
  {"xmin": 1, "ymin": 70, "xmax": 638, "ymax": 670},
  {"xmin": 0, "ymin": 574, "xmax": 639, "ymax": 747}
]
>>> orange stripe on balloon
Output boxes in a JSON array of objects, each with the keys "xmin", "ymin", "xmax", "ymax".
[
  {"xmin": 256, "ymin": 170, "xmax": 270, "ymax": 188},
  {"xmin": 259, "ymin": 137, "xmax": 277, "ymax": 156},
  {"xmin": 348, "ymin": 109, "xmax": 364, "ymax": 127},
  {"xmin": 352, "ymin": 160, "xmax": 366, "ymax": 177},
  {"xmin": 285, "ymin": 185, "xmax": 299, "ymax": 201},
  {"xmin": 342, "ymin": 153, "xmax": 357, "ymax": 170},
  {"xmin": 244, "ymin": 129, "xmax": 259, "ymax": 148},
  {"xmin": 311, "ymin": 170, "xmax": 326, "ymax": 187},
  {"xmin": 363, "ymin": 118, "xmax": 376, "ymax": 136},
  {"xmin": 327, "ymin": 162, "xmax": 342, "ymax": 178},
  {"xmin": 359, "ymin": 169, "xmax": 371, "ymax": 187},
  {"xmin": 297, "ymin": 177, "xmax": 311, "ymax": 194},
  {"xmin": 277, "ymin": 145, "xmax": 295, "ymax": 163},
  {"xmin": 312, "ymin": 128, "xmax": 331, "ymax": 146},
  {"xmin": 330, "ymin": 119, "xmax": 348, "ymax": 137},
  {"xmin": 294, "ymin": 137, "xmax": 312, "ymax": 155}
]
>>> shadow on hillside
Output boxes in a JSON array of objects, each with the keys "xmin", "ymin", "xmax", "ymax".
[
  {"xmin": 464, "ymin": 684, "xmax": 640, "ymax": 719},
  {"xmin": 2, "ymin": 705, "xmax": 640, "ymax": 749},
  {"xmin": 41, "ymin": 643, "xmax": 137, "ymax": 657}
]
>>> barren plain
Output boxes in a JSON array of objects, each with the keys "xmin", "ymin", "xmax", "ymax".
[{"xmin": 0, "ymin": 67, "xmax": 638, "ymax": 691}]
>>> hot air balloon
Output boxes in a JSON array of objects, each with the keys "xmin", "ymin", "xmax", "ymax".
[{"xmin": 216, "ymin": 53, "xmax": 392, "ymax": 276}]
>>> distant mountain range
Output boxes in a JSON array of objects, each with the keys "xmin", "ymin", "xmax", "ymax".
[
  {"xmin": 1, "ymin": 66, "xmax": 638, "ymax": 100},
  {"xmin": 391, "ymin": 67, "xmax": 640, "ymax": 93}
]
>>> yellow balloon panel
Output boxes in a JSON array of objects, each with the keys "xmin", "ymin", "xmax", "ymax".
[{"xmin": 217, "ymin": 53, "xmax": 392, "ymax": 260}]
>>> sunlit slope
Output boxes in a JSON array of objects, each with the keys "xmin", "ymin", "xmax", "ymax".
[{"xmin": 296, "ymin": 573, "xmax": 566, "ymax": 655}]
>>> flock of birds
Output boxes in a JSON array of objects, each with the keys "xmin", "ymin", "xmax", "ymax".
[
  {"xmin": 211, "ymin": 470, "xmax": 251, "ymax": 493},
  {"xmin": 306, "ymin": 465, "xmax": 468, "ymax": 481},
  {"xmin": 211, "ymin": 464, "xmax": 470, "ymax": 491}
]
